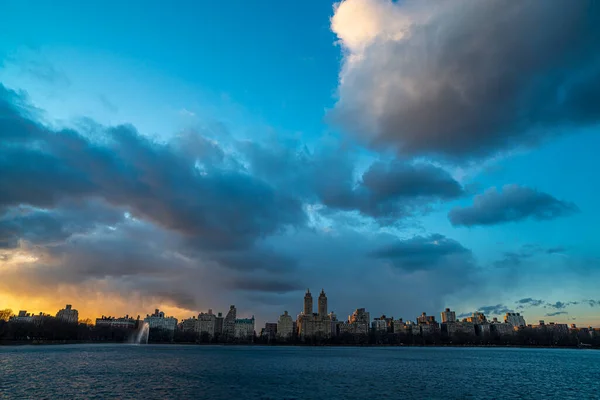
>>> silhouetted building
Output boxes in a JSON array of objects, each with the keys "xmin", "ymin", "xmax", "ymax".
[
  {"xmin": 56, "ymin": 304, "xmax": 78, "ymax": 324},
  {"xmin": 214, "ymin": 312, "xmax": 224, "ymax": 336},
  {"xmin": 96, "ymin": 315, "xmax": 136, "ymax": 329}
]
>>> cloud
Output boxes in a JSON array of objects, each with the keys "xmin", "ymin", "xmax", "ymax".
[
  {"xmin": 545, "ymin": 311, "xmax": 568, "ymax": 317},
  {"xmin": 493, "ymin": 251, "xmax": 533, "ymax": 269},
  {"xmin": 476, "ymin": 304, "xmax": 513, "ymax": 316},
  {"xmin": 369, "ymin": 233, "xmax": 472, "ymax": 272},
  {"xmin": 584, "ymin": 300, "xmax": 600, "ymax": 308},
  {"xmin": 0, "ymin": 201, "xmax": 123, "ymax": 249},
  {"xmin": 0, "ymin": 84, "xmax": 305, "ymax": 250},
  {"xmin": 493, "ymin": 243, "xmax": 568, "ymax": 268},
  {"xmin": 242, "ymin": 139, "xmax": 463, "ymax": 222},
  {"xmin": 98, "ymin": 94, "xmax": 118, "ymax": 113},
  {"xmin": 226, "ymin": 278, "xmax": 304, "ymax": 294},
  {"xmin": 546, "ymin": 247, "xmax": 567, "ymax": 255},
  {"xmin": 546, "ymin": 301, "xmax": 579, "ymax": 310},
  {"xmin": 330, "ymin": 0, "xmax": 600, "ymax": 160},
  {"xmin": 449, "ymin": 185, "xmax": 578, "ymax": 227},
  {"xmin": 516, "ymin": 298, "xmax": 545, "ymax": 307}
]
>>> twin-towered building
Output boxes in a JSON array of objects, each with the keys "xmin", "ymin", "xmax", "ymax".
[{"xmin": 297, "ymin": 289, "xmax": 334, "ymax": 338}]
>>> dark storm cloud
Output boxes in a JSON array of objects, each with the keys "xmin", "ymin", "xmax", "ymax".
[
  {"xmin": 369, "ymin": 233, "xmax": 471, "ymax": 271},
  {"xmin": 449, "ymin": 185, "xmax": 578, "ymax": 227},
  {"xmin": 331, "ymin": 0, "xmax": 600, "ymax": 160},
  {"xmin": 211, "ymin": 249, "xmax": 298, "ymax": 273},
  {"xmin": 0, "ymin": 84, "xmax": 305, "ymax": 250},
  {"xmin": 227, "ymin": 278, "xmax": 304, "ymax": 294},
  {"xmin": 476, "ymin": 304, "xmax": 513, "ymax": 316},
  {"xmin": 329, "ymin": 161, "xmax": 464, "ymax": 221},
  {"xmin": 242, "ymin": 140, "xmax": 463, "ymax": 221},
  {"xmin": 0, "ymin": 201, "xmax": 123, "ymax": 249},
  {"xmin": 545, "ymin": 311, "xmax": 568, "ymax": 317}
]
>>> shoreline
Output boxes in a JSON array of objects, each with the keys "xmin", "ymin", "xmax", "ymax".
[{"xmin": 1, "ymin": 341, "xmax": 597, "ymax": 350}]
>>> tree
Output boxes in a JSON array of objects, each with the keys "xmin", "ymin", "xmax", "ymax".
[
  {"xmin": 0, "ymin": 309, "xmax": 14, "ymax": 322},
  {"xmin": 79, "ymin": 318, "xmax": 93, "ymax": 326}
]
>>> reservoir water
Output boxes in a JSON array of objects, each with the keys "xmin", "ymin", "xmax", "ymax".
[{"xmin": 1, "ymin": 345, "xmax": 598, "ymax": 399}]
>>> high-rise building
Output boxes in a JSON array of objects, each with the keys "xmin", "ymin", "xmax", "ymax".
[
  {"xmin": 214, "ymin": 312, "xmax": 224, "ymax": 336},
  {"xmin": 304, "ymin": 289, "xmax": 313, "ymax": 315},
  {"xmin": 56, "ymin": 304, "xmax": 78, "ymax": 324},
  {"xmin": 197, "ymin": 310, "xmax": 216, "ymax": 337},
  {"xmin": 277, "ymin": 311, "xmax": 294, "ymax": 339},
  {"xmin": 504, "ymin": 312, "xmax": 526, "ymax": 327},
  {"xmin": 223, "ymin": 305, "xmax": 237, "ymax": 339},
  {"xmin": 441, "ymin": 308, "xmax": 456, "ymax": 323},
  {"xmin": 318, "ymin": 289, "xmax": 327, "ymax": 316},
  {"xmin": 297, "ymin": 289, "xmax": 332, "ymax": 338}
]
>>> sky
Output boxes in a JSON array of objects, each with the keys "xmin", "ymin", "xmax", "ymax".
[{"xmin": 1, "ymin": 0, "xmax": 599, "ymax": 327}]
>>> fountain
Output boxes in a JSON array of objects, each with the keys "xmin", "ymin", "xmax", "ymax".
[{"xmin": 131, "ymin": 322, "xmax": 150, "ymax": 344}]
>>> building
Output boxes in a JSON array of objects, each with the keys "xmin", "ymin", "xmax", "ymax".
[
  {"xmin": 329, "ymin": 312, "xmax": 341, "ymax": 336},
  {"xmin": 10, "ymin": 311, "xmax": 48, "ymax": 325},
  {"xmin": 338, "ymin": 308, "xmax": 370, "ymax": 336},
  {"xmin": 56, "ymin": 304, "xmax": 78, "ymax": 324},
  {"xmin": 393, "ymin": 319, "xmax": 410, "ymax": 335},
  {"xmin": 262, "ymin": 323, "xmax": 277, "ymax": 340},
  {"xmin": 144, "ymin": 309, "xmax": 178, "ymax": 331},
  {"xmin": 214, "ymin": 312, "xmax": 224, "ymax": 337},
  {"xmin": 444, "ymin": 321, "xmax": 476, "ymax": 337},
  {"xmin": 297, "ymin": 289, "xmax": 333, "ymax": 338},
  {"xmin": 490, "ymin": 320, "xmax": 514, "ymax": 336},
  {"xmin": 467, "ymin": 312, "xmax": 487, "ymax": 324},
  {"xmin": 234, "ymin": 317, "xmax": 255, "ymax": 340},
  {"xmin": 504, "ymin": 312, "xmax": 526, "ymax": 327},
  {"xmin": 197, "ymin": 310, "xmax": 216, "ymax": 337},
  {"xmin": 95, "ymin": 315, "xmax": 137, "ymax": 329},
  {"xmin": 417, "ymin": 312, "xmax": 437, "ymax": 326},
  {"xmin": 441, "ymin": 308, "xmax": 456, "ymax": 323},
  {"xmin": 181, "ymin": 317, "xmax": 197, "ymax": 332},
  {"xmin": 372, "ymin": 318, "xmax": 388, "ymax": 332},
  {"xmin": 223, "ymin": 305, "xmax": 237, "ymax": 339},
  {"xmin": 277, "ymin": 311, "xmax": 294, "ymax": 339}
]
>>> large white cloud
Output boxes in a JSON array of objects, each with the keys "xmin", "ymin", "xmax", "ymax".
[{"xmin": 330, "ymin": 0, "xmax": 600, "ymax": 160}]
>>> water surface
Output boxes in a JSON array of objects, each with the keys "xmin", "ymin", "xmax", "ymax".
[{"xmin": 1, "ymin": 345, "xmax": 598, "ymax": 399}]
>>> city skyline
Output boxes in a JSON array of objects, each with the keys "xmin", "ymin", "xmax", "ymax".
[
  {"xmin": 4, "ymin": 293, "xmax": 599, "ymax": 332},
  {"xmin": 1, "ymin": 1, "xmax": 600, "ymax": 327}
]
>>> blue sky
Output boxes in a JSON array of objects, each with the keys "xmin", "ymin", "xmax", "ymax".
[{"xmin": 1, "ymin": 0, "xmax": 599, "ymax": 327}]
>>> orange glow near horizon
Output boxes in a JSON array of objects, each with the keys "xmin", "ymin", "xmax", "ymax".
[{"xmin": 0, "ymin": 292, "xmax": 198, "ymax": 322}]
